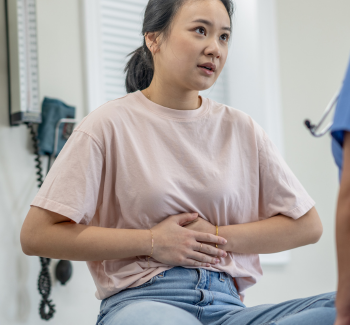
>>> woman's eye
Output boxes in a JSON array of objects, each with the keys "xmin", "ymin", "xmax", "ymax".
[
  {"xmin": 220, "ymin": 33, "xmax": 229, "ymax": 42},
  {"xmin": 195, "ymin": 27, "xmax": 206, "ymax": 35}
]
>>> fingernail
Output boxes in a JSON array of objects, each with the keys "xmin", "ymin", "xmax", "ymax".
[
  {"xmin": 222, "ymin": 239, "xmax": 227, "ymax": 244},
  {"xmin": 216, "ymin": 259, "xmax": 220, "ymax": 264},
  {"xmin": 192, "ymin": 213, "xmax": 198, "ymax": 217}
]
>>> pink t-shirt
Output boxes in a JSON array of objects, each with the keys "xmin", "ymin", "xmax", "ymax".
[{"xmin": 31, "ymin": 90, "xmax": 315, "ymax": 300}]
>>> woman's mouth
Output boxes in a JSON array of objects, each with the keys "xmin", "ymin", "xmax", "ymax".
[{"xmin": 198, "ymin": 66, "xmax": 214, "ymax": 75}]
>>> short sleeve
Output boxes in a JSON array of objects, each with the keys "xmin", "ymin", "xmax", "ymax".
[
  {"xmin": 258, "ymin": 132, "xmax": 315, "ymax": 220},
  {"xmin": 30, "ymin": 129, "xmax": 105, "ymax": 225},
  {"xmin": 330, "ymin": 56, "xmax": 350, "ymax": 178},
  {"xmin": 331, "ymin": 56, "xmax": 350, "ymax": 148}
]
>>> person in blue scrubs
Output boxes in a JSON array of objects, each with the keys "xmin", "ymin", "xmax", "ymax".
[{"xmin": 330, "ymin": 56, "xmax": 350, "ymax": 325}]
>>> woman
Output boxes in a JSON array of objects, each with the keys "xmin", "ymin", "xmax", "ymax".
[
  {"xmin": 329, "ymin": 57, "xmax": 350, "ymax": 325},
  {"xmin": 20, "ymin": 0, "xmax": 336, "ymax": 324}
]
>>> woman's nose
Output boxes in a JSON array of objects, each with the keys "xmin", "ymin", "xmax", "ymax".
[{"xmin": 205, "ymin": 39, "xmax": 221, "ymax": 58}]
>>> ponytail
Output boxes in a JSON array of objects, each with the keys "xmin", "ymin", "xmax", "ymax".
[{"xmin": 124, "ymin": 44, "xmax": 154, "ymax": 93}]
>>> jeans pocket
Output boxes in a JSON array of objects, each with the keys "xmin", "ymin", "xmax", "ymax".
[
  {"xmin": 223, "ymin": 273, "xmax": 240, "ymax": 299},
  {"xmin": 126, "ymin": 271, "xmax": 166, "ymax": 291},
  {"xmin": 127, "ymin": 277, "xmax": 155, "ymax": 290}
]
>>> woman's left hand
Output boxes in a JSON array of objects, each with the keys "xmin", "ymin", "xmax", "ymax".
[
  {"xmin": 183, "ymin": 216, "xmax": 219, "ymax": 254},
  {"xmin": 183, "ymin": 216, "xmax": 216, "ymax": 238}
]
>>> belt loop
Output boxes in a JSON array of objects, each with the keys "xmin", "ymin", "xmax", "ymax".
[
  {"xmin": 195, "ymin": 268, "xmax": 205, "ymax": 289},
  {"xmin": 219, "ymin": 272, "xmax": 225, "ymax": 282}
]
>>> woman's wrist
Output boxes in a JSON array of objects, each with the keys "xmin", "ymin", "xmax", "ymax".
[
  {"xmin": 133, "ymin": 229, "xmax": 154, "ymax": 257},
  {"xmin": 217, "ymin": 225, "xmax": 233, "ymax": 251}
]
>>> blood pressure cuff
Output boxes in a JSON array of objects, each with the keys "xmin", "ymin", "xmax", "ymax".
[{"xmin": 37, "ymin": 97, "xmax": 76, "ymax": 157}]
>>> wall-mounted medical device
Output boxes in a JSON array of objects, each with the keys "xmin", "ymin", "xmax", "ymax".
[
  {"xmin": 5, "ymin": 1, "xmax": 77, "ymax": 320},
  {"xmin": 5, "ymin": 0, "xmax": 41, "ymax": 126}
]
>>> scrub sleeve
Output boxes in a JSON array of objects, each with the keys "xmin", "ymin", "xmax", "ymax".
[{"xmin": 331, "ymin": 55, "xmax": 350, "ymax": 179}]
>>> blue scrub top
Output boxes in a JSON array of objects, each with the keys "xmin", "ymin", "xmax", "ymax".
[{"xmin": 331, "ymin": 56, "xmax": 350, "ymax": 181}]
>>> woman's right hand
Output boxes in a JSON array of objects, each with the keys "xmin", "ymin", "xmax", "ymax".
[{"xmin": 151, "ymin": 212, "xmax": 228, "ymax": 267}]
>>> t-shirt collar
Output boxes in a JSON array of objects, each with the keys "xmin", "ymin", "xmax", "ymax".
[{"xmin": 134, "ymin": 90, "xmax": 209, "ymax": 121}]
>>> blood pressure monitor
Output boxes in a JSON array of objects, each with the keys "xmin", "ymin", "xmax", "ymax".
[{"xmin": 5, "ymin": 0, "xmax": 41, "ymax": 125}]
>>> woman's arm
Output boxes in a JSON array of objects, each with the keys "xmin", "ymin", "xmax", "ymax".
[
  {"xmin": 20, "ymin": 207, "xmax": 227, "ymax": 266},
  {"xmin": 220, "ymin": 206, "xmax": 322, "ymax": 253},
  {"xmin": 334, "ymin": 131, "xmax": 350, "ymax": 325},
  {"xmin": 185, "ymin": 207, "xmax": 322, "ymax": 254}
]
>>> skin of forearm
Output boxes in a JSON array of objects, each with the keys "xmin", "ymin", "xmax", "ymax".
[
  {"xmin": 22, "ymin": 209, "xmax": 226, "ymax": 264},
  {"xmin": 335, "ymin": 131, "xmax": 350, "ymax": 317},
  {"xmin": 336, "ymin": 209, "xmax": 350, "ymax": 316},
  {"xmin": 218, "ymin": 208, "xmax": 322, "ymax": 254},
  {"xmin": 24, "ymin": 222, "xmax": 151, "ymax": 261}
]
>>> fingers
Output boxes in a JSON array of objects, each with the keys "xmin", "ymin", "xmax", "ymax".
[
  {"xmin": 186, "ymin": 251, "xmax": 221, "ymax": 265},
  {"xmin": 181, "ymin": 218, "xmax": 199, "ymax": 227},
  {"xmin": 194, "ymin": 232, "xmax": 227, "ymax": 245},
  {"xmin": 181, "ymin": 260, "xmax": 212, "ymax": 268},
  {"xmin": 198, "ymin": 243, "xmax": 227, "ymax": 258},
  {"xmin": 175, "ymin": 212, "xmax": 198, "ymax": 226}
]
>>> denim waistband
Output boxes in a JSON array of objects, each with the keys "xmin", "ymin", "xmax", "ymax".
[
  {"xmin": 96, "ymin": 267, "xmax": 337, "ymax": 325},
  {"xmin": 100, "ymin": 267, "xmax": 245, "ymax": 314}
]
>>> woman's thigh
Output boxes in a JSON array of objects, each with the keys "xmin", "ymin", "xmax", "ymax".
[
  {"xmin": 98, "ymin": 300, "xmax": 202, "ymax": 325},
  {"xmin": 213, "ymin": 291, "xmax": 336, "ymax": 325}
]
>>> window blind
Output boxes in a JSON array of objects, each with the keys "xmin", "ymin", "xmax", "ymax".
[
  {"xmin": 100, "ymin": 0, "xmax": 145, "ymax": 101},
  {"xmin": 98, "ymin": 0, "xmax": 229, "ymax": 105}
]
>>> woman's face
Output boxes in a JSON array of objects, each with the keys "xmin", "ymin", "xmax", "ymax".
[{"xmin": 152, "ymin": 0, "xmax": 231, "ymax": 92}]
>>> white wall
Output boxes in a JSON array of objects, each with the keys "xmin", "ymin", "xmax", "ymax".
[
  {"xmin": 227, "ymin": 0, "xmax": 284, "ymax": 153},
  {"xmin": 226, "ymin": 0, "xmax": 291, "ymax": 266},
  {"xmin": 1, "ymin": 0, "xmax": 350, "ymax": 324},
  {"xmin": 243, "ymin": 0, "xmax": 350, "ymax": 307},
  {"xmin": 0, "ymin": 0, "xmax": 99, "ymax": 324}
]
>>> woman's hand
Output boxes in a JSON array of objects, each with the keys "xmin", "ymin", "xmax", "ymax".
[
  {"xmin": 184, "ymin": 217, "xmax": 222, "ymax": 251},
  {"xmin": 183, "ymin": 216, "xmax": 216, "ymax": 236},
  {"xmin": 151, "ymin": 213, "xmax": 227, "ymax": 267}
]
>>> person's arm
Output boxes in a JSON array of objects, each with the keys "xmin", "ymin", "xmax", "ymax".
[
  {"xmin": 20, "ymin": 207, "xmax": 227, "ymax": 266},
  {"xmin": 185, "ymin": 206, "xmax": 322, "ymax": 254},
  {"xmin": 334, "ymin": 131, "xmax": 350, "ymax": 325}
]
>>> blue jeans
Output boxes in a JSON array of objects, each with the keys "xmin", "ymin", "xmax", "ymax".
[{"xmin": 96, "ymin": 267, "xmax": 336, "ymax": 325}]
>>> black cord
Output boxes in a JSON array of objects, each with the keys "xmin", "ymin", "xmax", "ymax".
[
  {"xmin": 27, "ymin": 123, "xmax": 56, "ymax": 320},
  {"xmin": 27, "ymin": 123, "xmax": 44, "ymax": 188},
  {"xmin": 38, "ymin": 257, "xmax": 56, "ymax": 320}
]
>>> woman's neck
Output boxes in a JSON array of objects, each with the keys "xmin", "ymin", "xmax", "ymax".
[{"xmin": 141, "ymin": 81, "xmax": 202, "ymax": 111}]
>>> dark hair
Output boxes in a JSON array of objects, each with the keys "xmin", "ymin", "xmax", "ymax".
[{"xmin": 124, "ymin": 0, "xmax": 234, "ymax": 93}]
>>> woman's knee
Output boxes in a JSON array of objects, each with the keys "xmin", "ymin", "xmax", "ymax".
[
  {"xmin": 307, "ymin": 291, "xmax": 336, "ymax": 309},
  {"xmin": 108, "ymin": 300, "xmax": 202, "ymax": 325},
  {"xmin": 274, "ymin": 307, "xmax": 336, "ymax": 325}
]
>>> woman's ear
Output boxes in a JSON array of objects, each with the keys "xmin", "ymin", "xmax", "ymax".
[{"xmin": 144, "ymin": 32, "xmax": 161, "ymax": 54}]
